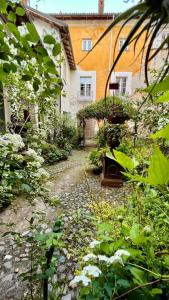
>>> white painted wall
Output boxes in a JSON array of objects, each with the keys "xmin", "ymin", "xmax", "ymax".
[
  {"xmin": 60, "ymin": 46, "xmax": 72, "ymax": 114},
  {"xmin": 31, "ymin": 18, "xmax": 97, "ymax": 121},
  {"xmin": 69, "ymin": 70, "xmax": 97, "ymax": 140},
  {"xmin": 69, "ymin": 70, "xmax": 96, "ymax": 120},
  {"xmin": 31, "ymin": 17, "xmax": 72, "ymax": 115},
  {"xmin": 32, "ymin": 18, "xmax": 60, "ymax": 47}
]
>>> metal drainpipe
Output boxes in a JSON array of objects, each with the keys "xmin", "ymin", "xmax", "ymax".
[{"xmin": 108, "ymin": 14, "xmax": 115, "ymax": 85}]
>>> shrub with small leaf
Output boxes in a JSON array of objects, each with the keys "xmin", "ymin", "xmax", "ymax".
[
  {"xmin": 0, "ymin": 133, "xmax": 49, "ymax": 209},
  {"xmin": 41, "ymin": 143, "xmax": 70, "ymax": 165},
  {"xmin": 71, "ymin": 186, "xmax": 169, "ymax": 300},
  {"xmin": 4, "ymin": 213, "xmax": 64, "ymax": 299},
  {"xmin": 89, "ymin": 148, "xmax": 106, "ymax": 172},
  {"xmin": 72, "ymin": 77, "xmax": 169, "ymax": 299}
]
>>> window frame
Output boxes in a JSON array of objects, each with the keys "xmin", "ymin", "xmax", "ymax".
[
  {"xmin": 82, "ymin": 39, "xmax": 92, "ymax": 51},
  {"xmin": 79, "ymin": 76, "xmax": 93, "ymax": 100},
  {"xmin": 119, "ymin": 38, "xmax": 129, "ymax": 51},
  {"xmin": 115, "ymin": 76, "xmax": 127, "ymax": 95}
]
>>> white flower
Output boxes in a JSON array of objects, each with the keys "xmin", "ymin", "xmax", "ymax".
[
  {"xmin": 83, "ymin": 253, "xmax": 97, "ymax": 262},
  {"xmin": 0, "ymin": 134, "xmax": 24, "ymax": 151},
  {"xmin": 114, "ymin": 250, "xmax": 130, "ymax": 257},
  {"xmin": 89, "ymin": 240, "xmax": 100, "ymax": 249},
  {"xmin": 37, "ymin": 168, "xmax": 49, "ymax": 179},
  {"xmin": 69, "ymin": 274, "xmax": 91, "ymax": 288},
  {"xmin": 26, "ymin": 148, "xmax": 44, "ymax": 164},
  {"xmin": 27, "ymin": 161, "xmax": 41, "ymax": 168},
  {"xmin": 11, "ymin": 154, "xmax": 24, "ymax": 162},
  {"xmin": 108, "ymin": 255, "xmax": 124, "ymax": 266},
  {"xmin": 26, "ymin": 148, "xmax": 37, "ymax": 157},
  {"xmin": 98, "ymin": 255, "xmax": 109, "ymax": 263},
  {"xmin": 83, "ymin": 265, "xmax": 102, "ymax": 278},
  {"xmin": 143, "ymin": 225, "xmax": 152, "ymax": 234}
]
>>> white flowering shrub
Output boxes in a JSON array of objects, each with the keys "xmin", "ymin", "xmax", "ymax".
[
  {"xmin": 0, "ymin": 133, "xmax": 49, "ymax": 209},
  {"xmin": 72, "ymin": 233, "xmax": 169, "ymax": 299},
  {"xmin": 70, "ymin": 243, "xmax": 131, "ymax": 295},
  {"xmin": 23, "ymin": 129, "xmax": 48, "ymax": 155},
  {"xmin": 73, "ymin": 197, "xmax": 169, "ymax": 300},
  {"xmin": 71, "ymin": 191, "xmax": 169, "ymax": 299}
]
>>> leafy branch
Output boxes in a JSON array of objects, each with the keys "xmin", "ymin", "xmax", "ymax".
[{"xmin": 111, "ymin": 279, "xmax": 164, "ymax": 300}]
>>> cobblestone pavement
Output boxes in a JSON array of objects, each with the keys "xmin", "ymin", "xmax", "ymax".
[{"xmin": 0, "ymin": 149, "xmax": 128, "ymax": 300}]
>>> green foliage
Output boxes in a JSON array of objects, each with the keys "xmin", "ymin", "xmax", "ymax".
[
  {"xmin": 87, "ymin": 0, "xmax": 169, "ymax": 92},
  {"xmin": 77, "ymin": 97, "xmax": 131, "ymax": 121},
  {"xmin": 1, "ymin": 3, "xmax": 169, "ymax": 300},
  {"xmin": 22, "ymin": 129, "xmax": 47, "ymax": 154},
  {"xmin": 5, "ymin": 68, "xmax": 62, "ymax": 138},
  {"xmin": 89, "ymin": 121, "xmax": 131, "ymax": 179},
  {"xmin": 0, "ymin": 133, "xmax": 49, "ymax": 209},
  {"xmin": 4, "ymin": 213, "xmax": 64, "ymax": 299},
  {"xmin": 108, "ymin": 144, "xmax": 169, "ymax": 188},
  {"xmin": 0, "ymin": 0, "xmax": 7, "ymax": 13},
  {"xmin": 151, "ymin": 123, "xmax": 169, "ymax": 140},
  {"xmin": 156, "ymin": 91, "xmax": 169, "ymax": 104},
  {"xmin": 96, "ymin": 123, "xmax": 125, "ymax": 148},
  {"xmin": 0, "ymin": 1, "xmax": 62, "ymax": 98},
  {"xmin": 89, "ymin": 148, "xmax": 106, "ymax": 170},
  {"xmin": 44, "ymin": 35, "xmax": 56, "ymax": 44},
  {"xmin": 46, "ymin": 110, "xmax": 78, "ymax": 148},
  {"xmin": 107, "ymin": 148, "xmax": 138, "ymax": 171},
  {"xmin": 74, "ymin": 73, "xmax": 169, "ymax": 299},
  {"xmin": 42, "ymin": 143, "xmax": 70, "ymax": 165},
  {"xmin": 89, "ymin": 121, "xmax": 128, "ymax": 172},
  {"xmin": 146, "ymin": 145, "xmax": 169, "ymax": 186},
  {"xmin": 73, "ymin": 187, "xmax": 169, "ymax": 300},
  {"xmin": 116, "ymin": 140, "xmax": 133, "ymax": 155},
  {"xmin": 0, "ymin": 0, "xmax": 68, "ymax": 179},
  {"xmin": 21, "ymin": 113, "xmax": 76, "ymax": 163},
  {"xmin": 52, "ymin": 43, "xmax": 62, "ymax": 56},
  {"xmin": 145, "ymin": 76, "xmax": 169, "ymax": 96},
  {"xmin": 8, "ymin": 108, "xmax": 77, "ymax": 167},
  {"xmin": 96, "ymin": 124, "xmax": 107, "ymax": 148},
  {"xmin": 16, "ymin": 7, "xmax": 25, "ymax": 17},
  {"xmin": 26, "ymin": 22, "xmax": 40, "ymax": 43}
]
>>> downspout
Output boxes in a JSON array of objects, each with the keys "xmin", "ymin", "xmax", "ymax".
[
  {"xmin": 108, "ymin": 19, "xmax": 113, "ymax": 72},
  {"xmin": 108, "ymin": 14, "xmax": 115, "ymax": 90}
]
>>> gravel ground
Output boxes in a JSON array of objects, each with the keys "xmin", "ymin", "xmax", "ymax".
[{"xmin": 0, "ymin": 149, "xmax": 128, "ymax": 300}]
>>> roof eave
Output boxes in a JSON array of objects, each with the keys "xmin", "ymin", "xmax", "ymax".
[
  {"xmin": 49, "ymin": 12, "xmax": 117, "ymax": 20},
  {"xmin": 26, "ymin": 7, "xmax": 76, "ymax": 70}
]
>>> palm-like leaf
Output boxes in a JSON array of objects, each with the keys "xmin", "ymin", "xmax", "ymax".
[{"xmin": 80, "ymin": 0, "xmax": 169, "ymax": 97}]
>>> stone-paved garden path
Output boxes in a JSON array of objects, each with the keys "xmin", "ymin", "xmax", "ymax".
[{"xmin": 0, "ymin": 149, "xmax": 128, "ymax": 300}]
